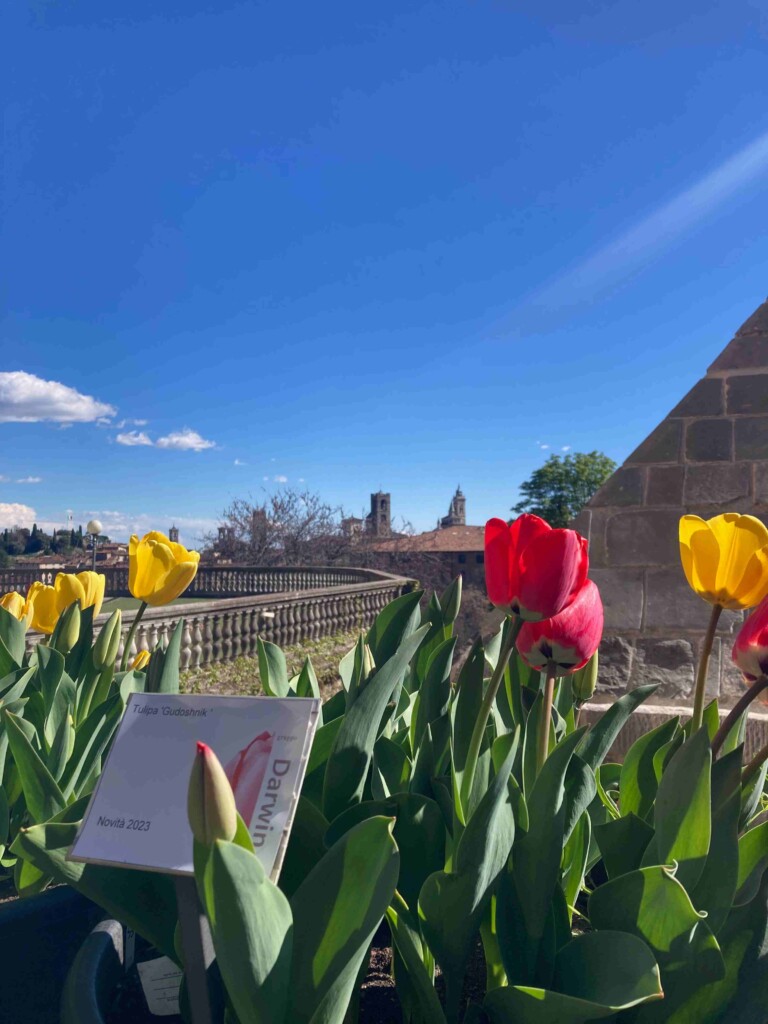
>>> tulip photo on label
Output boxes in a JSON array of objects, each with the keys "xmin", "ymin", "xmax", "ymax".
[{"xmin": 484, "ymin": 514, "xmax": 589, "ymax": 621}]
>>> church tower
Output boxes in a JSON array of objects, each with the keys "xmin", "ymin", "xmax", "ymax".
[
  {"xmin": 367, "ymin": 492, "xmax": 391, "ymax": 537},
  {"xmin": 440, "ymin": 486, "xmax": 466, "ymax": 528},
  {"xmin": 169, "ymin": 524, "xmax": 179, "ymax": 543}
]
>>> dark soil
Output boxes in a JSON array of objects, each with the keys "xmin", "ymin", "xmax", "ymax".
[{"xmin": 107, "ymin": 938, "xmax": 487, "ymax": 1023}]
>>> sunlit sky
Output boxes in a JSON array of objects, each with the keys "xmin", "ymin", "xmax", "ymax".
[{"xmin": 3, "ymin": 0, "xmax": 768, "ymax": 544}]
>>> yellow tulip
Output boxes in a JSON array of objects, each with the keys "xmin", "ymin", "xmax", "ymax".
[
  {"xmin": 26, "ymin": 581, "xmax": 62, "ymax": 635},
  {"xmin": 26, "ymin": 571, "xmax": 107, "ymax": 634},
  {"xmin": 74, "ymin": 571, "xmax": 106, "ymax": 616},
  {"xmin": 129, "ymin": 531, "xmax": 200, "ymax": 606},
  {"xmin": 131, "ymin": 649, "xmax": 151, "ymax": 671},
  {"xmin": 0, "ymin": 591, "xmax": 33, "ymax": 628},
  {"xmin": 680, "ymin": 514, "xmax": 768, "ymax": 610}
]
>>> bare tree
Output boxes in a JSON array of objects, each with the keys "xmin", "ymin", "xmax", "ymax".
[{"xmin": 205, "ymin": 488, "xmax": 350, "ymax": 566}]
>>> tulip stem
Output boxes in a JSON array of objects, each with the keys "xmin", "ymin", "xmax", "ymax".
[
  {"xmin": 459, "ymin": 615, "xmax": 521, "ymax": 819},
  {"xmin": 691, "ymin": 603, "xmax": 723, "ymax": 734},
  {"xmin": 537, "ymin": 662, "xmax": 557, "ymax": 776},
  {"xmin": 742, "ymin": 738, "xmax": 768, "ymax": 786},
  {"xmin": 120, "ymin": 600, "xmax": 148, "ymax": 672},
  {"xmin": 711, "ymin": 675, "xmax": 768, "ymax": 756}
]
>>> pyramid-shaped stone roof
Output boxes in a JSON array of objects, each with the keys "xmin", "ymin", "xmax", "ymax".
[{"xmin": 574, "ymin": 298, "xmax": 768, "ymax": 702}]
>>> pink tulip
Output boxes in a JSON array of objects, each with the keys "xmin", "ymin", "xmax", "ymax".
[
  {"xmin": 732, "ymin": 595, "xmax": 768, "ymax": 684},
  {"xmin": 224, "ymin": 731, "xmax": 274, "ymax": 825}
]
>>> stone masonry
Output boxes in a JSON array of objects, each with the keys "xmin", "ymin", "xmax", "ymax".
[{"xmin": 573, "ymin": 298, "xmax": 768, "ymax": 704}]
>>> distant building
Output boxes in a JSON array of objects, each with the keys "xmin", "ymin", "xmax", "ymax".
[
  {"xmin": 342, "ymin": 492, "xmax": 392, "ymax": 539},
  {"xmin": 169, "ymin": 525, "xmax": 179, "ymax": 543},
  {"xmin": 439, "ymin": 486, "xmax": 466, "ymax": 528},
  {"xmin": 372, "ymin": 525, "xmax": 485, "ymax": 585}
]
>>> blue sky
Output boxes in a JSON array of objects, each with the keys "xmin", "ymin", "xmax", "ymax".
[{"xmin": 2, "ymin": 0, "xmax": 768, "ymax": 544}]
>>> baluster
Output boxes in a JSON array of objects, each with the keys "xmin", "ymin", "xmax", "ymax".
[
  {"xmin": 191, "ymin": 618, "xmax": 203, "ymax": 669},
  {"xmin": 232, "ymin": 611, "xmax": 243, "ymax": 659},
  {"xmin": 202, "ymin": 616, "xmax": 213, "ymax": 665},
  {"xmin": 222, "ymin": 612, "xmax": 233, "ymax": 662},
  {"xmin": 180, "ymin": 620, "xmax": 193, "ymax": 671},
  {"xmin": 212, "ymin": 614, "xmax": 224, "ymax": 662}
]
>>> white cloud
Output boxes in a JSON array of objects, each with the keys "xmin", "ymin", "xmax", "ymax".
[
  {"xmin": 561, "ymin": 445, "xmax": 572, "ymax": 452},
  {"xmin": 263, "ymin": 476, "xmax": 269, "ymax": 481},
  {"xmin": 114, "ymin": 418, "xmax": 149, "ymax": 429},
  {"xmin": 116, "ymin": 431, "xmax": 154, "ymax": 447},
  {"xmin": 16, "ymin": 476, "xmax": 42, "ymax": 484},
  {"xmin": 274, "ymin": 475, "xmax": 288, "ymax": 483},
  {"xmin": 234, "ymin": 458, "xmax": 247, "ymax": 466},
  {"xmin": 298, "ymin": 477, "xmax": 305, "ymax": 483},
  {"xmin": 539, "ymin": 444, "xmax": 549, "ymax": 450},
  {"xmin": 155, "ymin": 428, "xmax": 216, "ymax": 452},
  {"xmin": 0, "ymin": 502, "xmax": 36, "ymax": 528},
  {"xmin": 0, "ymin": 475, "xmax": 7, "ymax": 482},
  {"xmin": 0, "ymin": 371, "xmax": 116, "ymax": 424}
]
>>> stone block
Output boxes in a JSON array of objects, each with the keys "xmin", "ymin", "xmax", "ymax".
[
  {"xmin": 645, "ymin": 568, "xmax": 712, "ymax": 630},
  {"xmin": 726, "ymin": 374, "xmax": 768, "ymax": 415},
  {"xmin": 589, "ymin": 467, "xmax": 645, "ymax": 508},
  {"xmin": 684, "ymin": 418, "xmax": 732, "ymax": 462},
  {"xmin": 596, "ymin": 634, "xmax": 635, "ymax": 691},
  {"xmin": 583, "ymin": 508, "xmax": 609, "ymax": 568},
  {"xmin": 753, "ymin": 465, "xmax": 768, "ymax": 505},
  {"xmin": 605, "ymin": 510, "xmax": 679, "ymax": 567},
  {"xmin": 669, "ymin": 377, "xmax": 724, "ymax": 417},
  {"xmin": 684, "ymin": 463, "xmax": 751, "ymax": 506},
  {"xmin": 719, "ymin": 639, "xmax": 749, "ymax": 702},
  {"xmin": 590, "ymin": 568, "xmax": 644, "ymax": 630},
  {"xmin": 625, "ymin": 420, "xmax": 682, "ymax": 465},
  {"xmin": 709, "ymin": 338, "xmax": 768, "ymax": 373},
  {"xmin": 570, "ymin": 509, "xmax": 591, "ymax": 540},
  {"xmin": 646, "ymin": 466, "xmax": 684, "ymax": 506},
  {"xmin": 734, "ymin": 417, "xmax": 768, "ymax": 461},
  {"xmin": 628, "ymin": 638, "xmax": 695, "ymax": 699},
  {"xmin": 702, "ymin": 637, "xmax": 721, "ymax": 700}
]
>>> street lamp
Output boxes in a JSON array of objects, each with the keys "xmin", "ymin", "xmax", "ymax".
[{"xmin": 86, "ymin": 520, "xmax": 102, "ymax": 571}]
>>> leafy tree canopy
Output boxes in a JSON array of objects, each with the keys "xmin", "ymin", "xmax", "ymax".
[{"xmin": 513, "ymin": 450, "xmax": 616, "ymax": 528}]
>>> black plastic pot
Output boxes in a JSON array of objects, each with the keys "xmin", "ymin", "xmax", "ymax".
[
  {"xmin": 60, "ymin": 918, "xmax": 124, "ymax": 1024},
  {"xmin": 0, "ymin": 885, "xmax": 101, "ymax": 1024}
]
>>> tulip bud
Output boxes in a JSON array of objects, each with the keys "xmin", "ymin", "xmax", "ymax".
[
  {"xmin": 93, "ymin": 610, "xmax": 122, "ymax": 670},
  {"xmin": 571, "ymin": 651, "xmax": 598, "ymax": 702},
  {"xmin": 188, "ymin": 741, "xmax": 238, "ymax": 846},
  {"xmin": 130, "ymin": 649, "xmax": 151, "ymax": 672},
  {"xmin": 362, "ymin": 643, "xmax": 375, "ymax": 680},
  {"xmin": 51, "ymin": 602, "xmax": 81, "ymax": 655},
  {"xmin": 440, "ymin": 575, "xmax": 462, "ymax": 626}
]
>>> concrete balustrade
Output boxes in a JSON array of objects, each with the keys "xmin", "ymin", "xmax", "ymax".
[{"xmin": 10, "ymin": 566, "xmax": 416, "ymax": 670}]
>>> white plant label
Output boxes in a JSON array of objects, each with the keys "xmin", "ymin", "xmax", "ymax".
[
  {"xmin": 69, "ymin": 692, "xmax": 320, "ymax": 878},
  {"xmin": 136, "ymin": 956, "xmax": 183, "ymax": 1016}
]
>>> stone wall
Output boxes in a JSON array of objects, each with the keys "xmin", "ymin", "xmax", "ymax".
[{"xmin": 574, "ymin": 298, "xmax": 768, "ymax": 705}]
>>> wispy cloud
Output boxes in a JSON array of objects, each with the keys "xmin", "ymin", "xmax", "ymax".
[
  {"xmin": 156, "ymin": 428, "xmax": 216, "ymax": 452},
  {"xmin": 274, "ymin": 475, "xmax": 288, "ymax": 483},
  {"xmin": 116, "ymin": 430, "xmax": 153, "ymax": 447},
  {"xmin": 16, "ymin": 476, "xmax": 42, "ymax": 484},
  {"xmin": 234, "ymin": 458, "xmax": 247, "ymax": 466},
  {"xmin": 501, "ymin": 128, "xmax": 768, "ymax": 331}
]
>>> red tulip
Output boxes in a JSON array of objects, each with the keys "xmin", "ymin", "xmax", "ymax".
[
  {"xmin": 224, "ymin": 731, "xmax": 274, "ymax": 825},
  {"xmin": 485, "ymin": 514, "xmax": 589, "ymax": 621},
  {"xmin": 732, "ymin": 596, "xmax": 768, "ymax": 683},
  {"xmin": 516, "ymin": 579, "xmax": 604, "ymax": 674}
]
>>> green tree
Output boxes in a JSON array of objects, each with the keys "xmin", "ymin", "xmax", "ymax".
[{"xmin": 513, "ymin": 450, "xmax": 616, "ymax": 528}]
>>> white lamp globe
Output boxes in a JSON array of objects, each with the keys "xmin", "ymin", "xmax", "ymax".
[{"xmin": 86, "ymin": 519, "xmax": 102, "ymax": 536}]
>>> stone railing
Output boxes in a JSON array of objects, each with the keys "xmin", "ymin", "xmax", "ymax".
[
  {"xmin": 23, "ymin": 570, "xmax": 415, "ymax": 671},
  {"xmin": 0, "ymin": 564, "xmax": 388, "ymax": 598}
]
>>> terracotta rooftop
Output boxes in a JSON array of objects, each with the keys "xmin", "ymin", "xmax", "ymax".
[{"xmin": 373, "ymin": 525, "xmax": 484, "ymax": 553}]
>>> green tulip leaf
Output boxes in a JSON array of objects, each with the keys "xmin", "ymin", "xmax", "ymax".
[
  {"xmin": 691, "ymin": 746, "xmax": 741, "ymax": 933},
  {"xmin": 36, "ymin": 645, "xmax": 66, "ymax": 713},
  {"xmin": 3, "ymin": 710, "xmax": 66, "ymax": 821},
  {"xmin": 594, "ymin": 813, "xmax": 654, "ymax": 879},
  {"xmin": 258, "ymin": 637, "xmax": 290, "ymax": 698},
  {"xmin": 387, "ymin": 897, "xmax": 447, "ymax": 1024},
  {"xmin": 589, "ymin": 863, "xmax": 725, "ymax": 1014},
  {"xmin": 296, "ymin": 656, "xmax": 321, "ymax": 703},
  {"xmin": 643, "ymin": 728, "xmax": 711, "ymax": 892},
  {"xmin": 0, "ymin": 606, "xmax": 26, "ymax": 668},
  {"xmin": 576, "ymin": 683, "xmax": 658, "ymax": 773},
  {"xmin": 60, "ymin": 693, "xmax": 122, "ymax": 800},
  {"xmin": 306, "ymin": 716, "xmax": 342, "ymax": 775},
  {"xmin": 419, "ymin": 746, "xmax": 515, "ymax": 1017},
  {"xmin": 325, "ymin": 792, "xmax": 445, "ymax": 913},
  {"xmin": 203, "ymin": 840, "xmax": 293, "ymax": 1024},
  {"xmin": 561, "ymin": 812, "xmax": 591, "ymax": 922},
  {"xmin": 619, "ymin": 717, "xmax": 679, "ymax": 821},
  {"xmin": 12, "ymin": 821, "xmax": 178, "ymax": 959},
  {"xmin": 412, "ymin": 637, "xmax": 455, "ymax": 752},
  {"xmin": 366, "ymin": 589, "xmax": 423, "ymax": 667},
  {"xmin": 484, "ymin": 930, "xmax": 663, "ymax": 1024},
  {"xmin": 322, "ymin": 626, "xmax": 428, "ymax": 821},
  {"xmin": 288, "ymin": 815, "xmax": 400, "ymax": 1024},
  {"xmin": 734, "ymin": 819, "xmax": 768, "ymax": 906},
  {"xmin": 145, "ymin": 619, "xmax": 182, "ymax": 694},
  {"xmin": 278, "ymin": 797, "xmax": 328, "ymax": 899},
  {"xmin": 451, "ymin": 638, "xmax": 485, "ymax": 822},
  {"xmin": 371, "ymin": 735, "xmax": 412, "ymax": 799}
]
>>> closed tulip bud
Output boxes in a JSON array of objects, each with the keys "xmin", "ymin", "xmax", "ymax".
[
  {"xmin": 130, "ymin": 649, "xmax": 151, "ymax": 672},
  {"xmin": 362, "ymin": 643, "xmax": 375, "ymax": 679},
  {"xmin": 572, "ymin": 651, "xmax": 599, "ymax": 702},
  {"xmin": 93, "ymin": 610, "xmax": 122, "ymax": 670},
  {"xmin": 485, "ymin": 515, "xmax": 589, "ymax": 621},
  {"xmin": 517, "ymin": 580, "xmax": 604, "ymax": 675},
  {"xmin": 52, "ymin": 601, "xmax": 81, "ymax": 655},
  {"xmin": 188, "ymin": 741, "xmax": 238, "ymax": 846}
]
